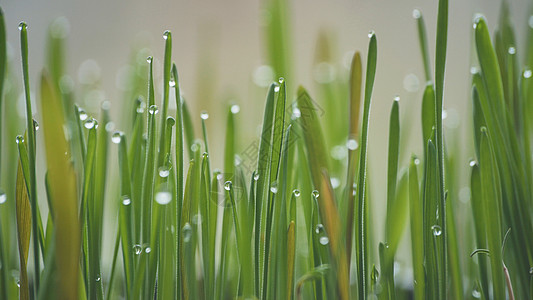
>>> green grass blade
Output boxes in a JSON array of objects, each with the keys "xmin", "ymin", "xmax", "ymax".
[
  {"xmin": 40, "ymin": 71, "xmax": 80, "ymax": 300},
  {"xmin": 0, "ymin": 7, "xmax": 5, "ymax": 183},
  {"xmin": 345, "ymin": 51, "xmax": 362, "ymax": 266},
  {"xmin": 479, "ymin": 128, "xmax": 505, "ymax": 299},
  {"xmin": 409, "ymin": 155, "xmax": 424, "ymax": 300},
  {"xmin": 255, "ymin": 83, "xmax": 276, "ymax": 296},
  {"xmin": 355, "ymin": 31, "xmax": 377, "ymax": 299},
  {"xmin": 413, "ymin": 9, "xmax": 432, "ymax": 82},
  {"xmin": 264, "ymin": 0, "xmax": 291, "ymax": 79},
  {"xmin": 434, "ymin": 1, "xmax": 448, "ymax": 297},
  {"xmin": 19, "ymin": 22, "xmax": 41, "ymax": 293},
  {"xmin": 16, "ymin": 158, "xmax": 31, "ymax": 300},
  {"xmin": 470, "ymin": 163, "xmax": 490, "ymax": 298},
  {"xmin": 158, "ymin": 30, "xmax": 172, "ymax": 166}
]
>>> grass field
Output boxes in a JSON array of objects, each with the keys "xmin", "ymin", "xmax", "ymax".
[{"xmin": 0, "ymin": 0, "xmax": 532, "ymax": 299}]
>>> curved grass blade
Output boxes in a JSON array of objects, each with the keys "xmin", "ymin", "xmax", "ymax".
[
  {"xmin": 41, "ymin": 71, "xmax": 80, "ymax": 300},
  {"xmin": 345, "ymin": 51, "xmax": 362, "ymax": 266},
  {"xmin": 356, "ymin": 31, "xmax": 377, "ymax": 299},
  {"xmin": 0, "ymin": 8, "xmax": 6, "ymax": 300},
  {"xmin": 424, "ymin": 140, "xmax": 439, "ymax": 299}
]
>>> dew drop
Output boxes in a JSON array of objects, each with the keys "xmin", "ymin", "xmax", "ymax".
[
  {"xmin": 133, "ymin": 244, "xmax": 142, "ymax": 255},
  {"xmin": 274, "ymin": 84, "xmax": 280, "ymax": 93},
  {"xmin": 147, "ymin": 56, "xmax": 153, "ymax": 63},
  {"xmin": 368, "ymin": 30, "xmax": 375, "ymax": 38},
  {"xmin": 155, "ymin": 191, "xmax": 172, "ymax": 205},
  {"xmin": 319, "ymin": 236, "xmax": 329, "ymax": 245},
  {"xmin": 293, "ymin": 189, "xmax": 301, "ymax": 197},
  {"xmin": 96, "ymin": 276, "xmax": 101, "ymax": 282},
  {"xmin": 169, "ymin": 79, "xmax": 176, "ymax": 87},
  {"xmin": 33, "ymin": 120, "xmax": 39, "ymax": 131},
  {"xmin": 524, "ymin": 69, "xmax": 532, "ymax": 79},
  {"xmin": 148, "ymin": 105, "xmax": 159, "ymax": 115},
  {"xmin": 472, "ymin": 289, "xmax": 481, "ymax": 298},
  {"xmin": 469, "ymin": 159, "xmax": 476, "ymax": 167},
  {"xmin": 470, "ymin": 66, "xmax": 479, "ymax": 74},
  {"xmin": 231, "ymin": 104, "xmax": 240, "ymax": 114},
  {"xmin": 292, "ymin": 107, "xmax": 301, "ymax": 119},
  {"xmin": 158, "ymin": 166, "xmax": 170, "ymax": 178},
  {"xmin": 16, "ymin": 135, "xmax": 24, "ymax": 144},
  {"xmin": 190, "ymin": 143, "xmax": 199, "ymax": 152},
  {"xmin": 508, "ymin": 47, "xmax": 516, "ymax": 55},
  {"xmin": 18, "ymin": 22, "xmax": 27, "ymax": 31},
  {"xmin": 111, "ymin": 131, "xmax": 123, "ymax": 144},
  {"xmin": 200, "ymin": 111, "xmax": 209, "ymax": 120},
  {"xmin": 84, "ymin": 118, "xmax": 96, "ymax": 129},
  {"xmin": 346, "ymin": 139, "xmax": 358, "ymax": 150},
  {"xmin": 122, "ymin": 196, "xmax": 131, "ymax": 206},
  {"xmin": 0, "ymin": 189, "xmax": 6, "ymax": 204},
  {"xmin": 315, "ymin": 224, "xmax": 324, "ymax": 234},
  {"xmin": 136, "ymin": 102, "xmax": 145, "ymax": 114},
  {"xmin": 163, "ymin": 30, "xmax": 171, "ymax": 40},
  {"xmin": 330, "ymin": 177, "xmax": 340, "ymax": 189},
  {"xmin": 78, "ymin": 108, "xmax": 88, "ymax": 121},
  {"xmin": 145, "ymin": 246, "xmax": 152, "ymax": 254},
  {"xmin": 270, "ymin": 181, "xmax": 278, "ymax": 194},
  {"xmin": 253, "ymin": 173, "xmax": 260, "ymax": 181},
  {"xmin": 412, "ymin": 9, "xmax": 421, "ymax": 19},
  {"xmin": 431, "ymin": 225, "xmax": 442, "ymax": 236},
  {"xmin": 224, "ymin": 181, "xmax": 232, "ymax": 191},
  {"xmin": 312, "ymin": 190, "xmax": 320, "ymax": 198},
  {"xmin": 414, "ymin": 158, "xmax": 421, "ymax": 165},
  {"xmin": 183, "ymin": 223, "xmax": 192, "ymax": 243}
]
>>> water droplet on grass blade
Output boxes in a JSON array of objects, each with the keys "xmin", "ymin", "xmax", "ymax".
[
  {"xmin": 145, "ymin": 246, "xmax": 151, "ymax": 254},
  {"xmin": 231, "ymin": 104, "xmax": 240, "ymax": 114},
  {"xmin": 346, "ymin": 139, "xmax": 358, "ymax": 150},
  {"xmin": 0, "ymin": 190, "xmax": 6, "ymax": 204},
  {"xmin": 156, "ymin": 190, "xmax": 172, "ymax": 205},
  {"xmin": 253, "ymin": 173, "xmax": 260, "ymax": 181},
  {"xmin": 524, "ymin": 69, "xmax": 532, "ymax": 79},
  {"xmin": 368, "ymin": 30, "xmax": 375, "ymax": 38},
  {"xmin": 84, "ymin": 118, "xmax": 97, "ymax": 129},
  {"xmin": 148, "ymin": 105, "xmax": 159, "ymax": 115},
  {"xmin": 133, "ymin": 244, "xmax": 142, "ymax": 255},
  {"xmin": 469, "ymin": 159, "xmax": 476, "ymax": 167},
  {"xmin": 183, "ymin": 223, "xmax": 192, "ymax": 242},
  {"xmin": 147, "ymin": 56, "xmax": 153, "ymax": 63},
  {"xmin": 508, "ymin": 47, "xmax": 516, "ymax": 55},
  {"xmin": 163, "ymin": 30, "xmax": 171, "ymax": 40},
  {"xmin": 158, "ymin": 166, "xmax": 170, "ymax": 178},
  {"xmin": 472, "ymin": 289, "xmax": 481, "ymax": 298},
  {"xmin": 78, "ymin": 107, "xmax": 88, "ymax": 120},
  {"xmin": 312, "ymin": 190, "xmax": 319, "ymax": 198},
  {"xmin": 96, "ymin": 276, "xmax": 101, "ymax": 282},
  {"xmin": 18, "ymin": 22, "xmax": 27, "ymax": 31},
  {"xmin": 122, "ymin": 196, "xmax": 131, "ymax": 206},
  {"xmin": 33, "ymin": 120, "xmax": 39, "ymax": 131},
  {"xmin": 169, "ymin": 79, "xmax": 176, "ymax": 87},
  {"xmin": 331, "ymin": 177, "xmax": 340, "ymax": 189},
  {"xmin": 112, "ymin": 131, "xmax": 123, "ymax": 144},
  {"xmin": 200, "ymin": 111, "xmax": 209, "ymax": 120},
  {"xmin": 270, "ymin": 181, "xmax": 278, "ymax": 193},
  {"xmin": 16, "ymin": 135, "xmax": 24, "ymax": 144},
  {"xmin": 293, "ymin": 189, "xmax": 301, "ymax": 197},
  {"xmin": 224, "ymin": 181, "xmax": 232, "ymax": 191},
  {"xmin": 319, "ymin": 236, "xmax": 329, "ymax": 245},
  {"xmin": 412, "ymin": 9, "xmax": 421, "ymax": 19},
  {"xmin": 431, "ymin": 225, "xmax": 442, "ymax": 236},
  {"xmin": 105, "ymin": 121, "xmax": 115, "ymax": 132}
]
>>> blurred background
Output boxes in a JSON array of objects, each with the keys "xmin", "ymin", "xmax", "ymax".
[{"xmin": 1, "ymin": 0, "xmax": 531, "ymax": 283}]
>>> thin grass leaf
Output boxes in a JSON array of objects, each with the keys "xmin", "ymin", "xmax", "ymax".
[
  {"xmin": 355, "ymin": 31, "xmax": 377, "ymax": 300},
  {"xmin": 19, "ymin": 22, "xmax": 41, "ymax": 293},
  {"xmin": 409, "ymin": 155, "xmax": 424, "ymax": 300},
  {"xmin": 158, "ymin": 30, "xmax": 172, "ymax": 165},
  {"xmin": 345, "ymin": 51, "xmax": 362, "ymax": 267},
  {"xmin": 479, "ymin": 128, "xmax": 506, "ymax": 299},
  {"xmin": 40, "ymin": 71, "xmax": 80, "ymax": 300},
  {"xmin": 413, "ymin": 8, "xmax": 432, "ymax": 82},
  {"xmin": 16, "ymin": 158, "xmax": 31, "ymax": 300},
  {"xmin": 0, "ymin": 9, "xmax": 6, "ymax": 299}
]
